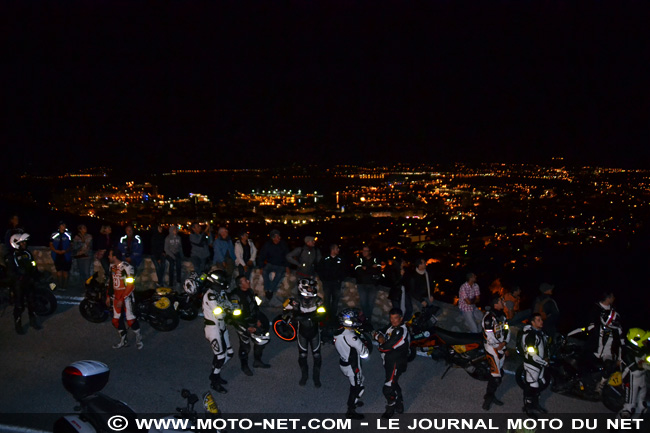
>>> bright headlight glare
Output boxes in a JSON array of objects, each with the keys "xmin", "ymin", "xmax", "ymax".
[
  {"xmin": 255, "ymin": 296, "xmax": 263, "ymax": 306},
  {"xmin": 527, "ymin": 347, "xmax": 536, "ymax": 353},
  {"xmin": 233, "ymin": 309, "xmax": 242, "ymax": 316},
  {"xmin": 317, "ymin": 306, "xmax": 326, "ymax": 313},
  {"xmin": 125, "ymin": 277, "xmax": 135, "ymax": 283},
  {"xmin": 213, "ymin": 307, "xmax": 223, "ymax": 315}
]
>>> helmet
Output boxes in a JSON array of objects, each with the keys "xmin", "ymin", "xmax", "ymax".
[
  {"xmin": 627, "ymin": 328, "xmax": 650, "ymax": 348},
  {"xmin": 207, "ymin": 269, "xmax": 229, "ymax": 289},
  {"xmin": 188, "ymin": 271, "xmax": 199, "ymax": 281},
  {"xmin": 338, "ymin": 308, "xmax": 365, "ymax": 329},
  {"xmin": 298, "ymin": 278, "xmax": 318, "ymax": 297},
  {"xmin": 184, "ymin": 278, "xmax": 198, "ymax": 295},
  {"xmin": 10, "ymin": 233, "xmax": 30, "ymax": 249}
]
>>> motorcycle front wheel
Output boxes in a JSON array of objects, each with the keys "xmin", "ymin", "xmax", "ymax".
[
  {"xmin": 33, "ymin": 288, "xmax": 57, "ymax": 316},
  {"xmin": 148, "ymin": 309, "xmax": 180, "ymax": 332},
  {"xmin": 601, "ymin": 384, "xmax": 624, "ymax": 413},
  {"xmin": 515, "ymin": 364, "xmax": 551, "ymax": 392},
  {"xmin": 79, "ymin": 299, "xmax": 109, "ymax": 323}
]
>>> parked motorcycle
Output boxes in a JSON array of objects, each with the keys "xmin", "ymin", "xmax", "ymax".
[
  {"xmin": 406, "ymin": 304, "xmax": 491, "ymax": 381},
  {"xmin": 0, "ymin": 266, "xmax": 58, "ymax": 316},
  {"xmin": 514, "ymin": 331, "xmax": 625, "ymax": 412},
  {"xmin": 54, "ymin": 360, "xmax": 220, "ymax": 433},
  {"xmin": 79, "ymin": 273, "xmax": 180, "ymax": 331}
]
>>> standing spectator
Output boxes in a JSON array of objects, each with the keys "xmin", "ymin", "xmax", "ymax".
[
  {"xmin": 286, "ymin": 235, "xmax": 322, "ymax": 279},
  {"xmin": 256, "ymin": 229, "xmax": 289, "ymax": 300},
  {"xmin": 117, "ymin": 225, "xmax": 144, "ymax": 274},
  {"xmin": 318, "ymin": 244, "xmax": 348, "ymax": 324},
  {"xmin": 190, "ymin": 222, "xmax": 211, "ymax": 274},
  {"xmin": 354, "ymin": 246, "xmax": 382, "ymax": 325},
  {"xmin": 3, "ymin": 214, "xmax": 24, "ymax": 257},
  {"xmin": 50, "ymin": 221, "xmax": 73, "ymax": 290},
  {"xmin": 151, "ymin": 223, "xmax": 167, "ymax": 286},
  {"xmin": 165, "ymin": 225, "xmax": 184, "ymax": 287},
  {"xmin": 410, "ymin": 258, "xmax": 435, "ymax": 310},
  {"xmin": 533, "ymin": 283, "xmax": 560, "ymax": 338},
  {"xmin": 387, "ymin": 259, "xmax": 410, "ymax": 322},
  {"xmin": 374, "ymin": 308, "xmax": 410, "ymax": 419},
  {"xmin": 234, "ymin": 231, "xmax": 257, "ymax": 281},
  {"xmin": 458, "ymin": 272, "xmax": 482, "ymax": 333},
  {"xmin": 72, "ymin": 224, "xmax": 93, "ymax": 285},
  {"xmin": 213, "ymin": 227, "xmax": 236, "ymax": 278},
  {"xmin": 503, "ymin": 285, "xmax": 530, "ymax": 328},
  {"xmin": 95, "ymin": 225, "xmax": 114, "ymax": 280}
]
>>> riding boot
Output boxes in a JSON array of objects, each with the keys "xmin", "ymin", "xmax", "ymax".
[
  {"xmin": 253, "ymin": 345, "xmax": 270, "ymax": 368},
  {"xmin": 395, "ymin": 402, "xmax": 404, "ymax": 414},
  {"xmin": 298, "ymin": 358, "xmax": 309, "ymax": 386},
  {"xmin": 241, "ymin": 357, "xmax": 253, "ymax": 376},
  {"xmin": 533, "ymin": 393, "xmax": 548, "ymax": 414},
  {"xmin": 112, "ymin": 330, "xmax": 129, "ymax": 349},
  {"xmin": 345, "ymin": 407, "xmax": 364, "ymax": 420},
  {"xmin": 29, "ymin": 315, "xmax": 42, "ymax": 330},
  {"xmin": 381, "ymin": 404, "xmax": 396, "ymax": 419},
  {"xmin": 15, "ymin": 317, "xmax": 25, "ymax": 335},
  {"xmin": 313, "ymin": 357, "xmax": 322, "ymax": 388},
  {"xmin": 134, "ymin": 329, "xmax": 143, "ymax": 350},
  {"xmin": 209, "ymin": 373, "xmax": 228, "ymax": 394},
  {"xmin": 482, "ymin": 395, "xmax": 494, "ymax": 411}
]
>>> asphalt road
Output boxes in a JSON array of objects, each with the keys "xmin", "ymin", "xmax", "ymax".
[{"xmin": 0, "ymin": 295, "xmax": 608, "ymax": 430}]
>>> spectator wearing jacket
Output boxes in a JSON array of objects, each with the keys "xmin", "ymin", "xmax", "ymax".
[
  {"xmin": 318, "ymin": 244, "xmax": 348, "ymax": 323},
  {"xmin": 165, "ymin": 225, "xmax": 184, "ymax": 287},
  {"xmin": 213, "ymin": 227, "xmax": 236, "ymax": 279},
  {"xmin": 190, "ymin": 222, "xmax": 211, "ymax": 274},
  {"xmin": 354, "ymin": 246, "xmax": 382, "ymax": 325},
  {"xmin": 96, "ymin": 225, "xmax": 114, "ymax": 280},
  {"xmin": 235, "ymin": 231, "xmax": 257, "ymax": 281},
  {"xmin": 256, "ymin": 229, "xmax": 289, "ymax": 300},
  {"xmin": 50, "ymin": 221, "xmax": 73, "ymax": 290},
  {"xmin": 286, "ymin": 235, "xmax": 322, "ymax": 279},
  {"xmin": 72, "ymin": 224, "xmax": 93, "ymax": 285},
  {"xmin": 117, "ymin": 225, "xmax": 144, "ymax": 274},
  {"xmin": 151, "ymin": 224, "xmax": 167, "ymax": 286}
]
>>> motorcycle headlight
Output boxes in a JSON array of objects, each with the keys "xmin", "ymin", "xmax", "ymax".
[
  {"xmin": 125, "ymin": 277, "xmax": 135, "ymax": 284},
  {"xmin": 232, "ymin": 309, "xmax": 242, "ymax": 316},
  {"xmin": 504, "ymin": 324, "xmax": 509, "ymax": 330},
  {"xmin": 31, "ymin": 261, "xmax": 37, "ymax": 267},
  {"xmin": 255, "ymin": 296, "xmax": 263, "ymax": 306},
  {"xmin": 527, "ymin": 346, "xmax": 536, "ymax": 354},
  {"xmin": 344, "ymin": 319, "xmax": 353, "ymax": 326},
  {"xmin": 213, "ymin": 306, "xmax": 223, "ymax": 316},
  {"xmin": 317, "ymin": 306, "xmax": 326, "ymax": 314}
]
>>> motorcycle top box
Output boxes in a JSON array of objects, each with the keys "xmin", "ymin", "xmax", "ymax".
[{"xmin": 62, "ymin": 360, "xmax": 110, "ymax": 400}]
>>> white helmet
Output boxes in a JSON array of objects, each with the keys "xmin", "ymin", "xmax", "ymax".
[
  {"xmin": 298, "ymin": 278, "xmax": 318, "ymax": 297},
  {"xmin": 10, "ymin": 233, "xmax": 30, "ymax": 249},
  {"xmin": 184, "ymin": 278, "xmax": 198, "ymax": 295}
]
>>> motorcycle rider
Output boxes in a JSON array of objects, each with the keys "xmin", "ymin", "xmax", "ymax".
[
  {"xmin": 520, "ymin": 312, "xmax": 549, "ymax": 416},
  {"xmin": 619, "ymin": 328, "xmax": 650, "ymax": 418},
  {"xmin": 585, "ymin": 291, "xmax": 624, "ymax": 394},
  {"xmin": 108, "ymin": 248, "xmax": 143, "ymax": 350},
  {"xmin": 482, "ymin": 296, "xmax": 510, "ymax": 410},
  {"xmin": 333, "ymin": 308, "xmax": 370, "ymax": 420},
  {"xmin": 374, "ymin": 308, "xmax": 409, "ymax": 419},
  {"xmin": 283, "ymin": 277, "xmax": 327, "ymax": 387},
  {"xmin": 230, "ymin": 275, "xmax": 271, "ymax": 376},
  {"xmin": 202, "ymin": 269, "xmax": 234, "ymax": 394},
  {"xmin": 8, "ymin": 233, "xmax": 41, "ymax": 334}
]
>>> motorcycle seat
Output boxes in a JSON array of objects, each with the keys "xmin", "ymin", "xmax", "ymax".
[{"xmin": 435, "ymin": 327, "xmax": 483, "ymax": 345}]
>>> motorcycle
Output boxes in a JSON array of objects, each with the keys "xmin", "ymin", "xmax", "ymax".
[
  {"xmin": 0, "ymin": 266, "xmax": 58, "ymax": 316},
  {"xmin": 406, "ymin": 304, "xmax": 491, "ymax": 381},
  {"xmin": 79, "ymin": 273, "xmax": 180, "ymax": 332},
  {"xmin": 54, "ymin": 360, "xmax": 220, "ymax": 433},
  {"xmin": 514, "ymin": 331, "xmax": 625, "ymax": 412}
]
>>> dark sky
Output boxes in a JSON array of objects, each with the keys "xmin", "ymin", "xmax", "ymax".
[{"xmin": 3, "ymin": 1, "xmax": 650, "ymax": 173}]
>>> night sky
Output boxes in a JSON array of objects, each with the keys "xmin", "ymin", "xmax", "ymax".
[{"xmin": 4, "ymin": 1, "xmax": 650, "ymax": 173}]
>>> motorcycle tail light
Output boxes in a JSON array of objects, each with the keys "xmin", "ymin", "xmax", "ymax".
[{"xmin": 63, "ymin": 367, "xmax": 82, "ymax": 376}]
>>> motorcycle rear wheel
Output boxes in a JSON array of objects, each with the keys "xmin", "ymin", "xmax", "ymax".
[
  {"xmin": 34, "ymin": 288, "xmax": 57, "ymax": 316},
  {"xmin": 148, "ymin": 309, "xmax": 180, "ymax": 332},
  {"xmin": 79, "ymin": 299, "xmax": 109, "ymax": 323}
]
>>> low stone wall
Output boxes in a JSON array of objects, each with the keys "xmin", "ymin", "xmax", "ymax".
[{"xmin": 26, "ymin": 247, "xmax": 469, "ymax": 330}]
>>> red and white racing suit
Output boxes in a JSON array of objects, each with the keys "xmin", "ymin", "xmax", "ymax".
[{"xmin": 111, "ymin": 261, "xmax": 137, "ymax": 329}]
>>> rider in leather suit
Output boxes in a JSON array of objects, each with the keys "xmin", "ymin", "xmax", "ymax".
[
  {"xmin": 283, "ymin": 277, "xmax": 326, "ymax": 387},
  {"xmin": 482, "ymin": 296, "xmax": 510, "ymax": 410},
  {"xmin": 520, "ymin": 312, "xmax": 549, "ymax": 415}
]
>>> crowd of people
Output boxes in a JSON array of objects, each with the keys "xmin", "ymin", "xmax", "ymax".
[{"xmin": 2, "ymin": 216, "xmax": 649, "ymax": 419}]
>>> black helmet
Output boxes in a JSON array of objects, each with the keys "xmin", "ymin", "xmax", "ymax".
[
  {"xmin": 338, "ymin": 308, "xmax": 365, "ymax": 329},
  {"xmin": 207, "ymin": 269, "xmax": 229, "ymax": 289},
  {"xmin": 298, "ymin": 278, "xmax": 318, "ymax": 297}
]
